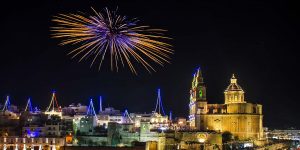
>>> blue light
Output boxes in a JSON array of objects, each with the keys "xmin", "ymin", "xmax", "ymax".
[
  {"xmin": 2, "ymin": 96, "xmax": 11, "ymax": 111},
  {"xmin": 189, "ymin": 102, "xmax": 195, "ymax": 108},
  {"xmin": 99, "ymin": 96, "xmax": 103, "ymax": 112},
  {"xmin": 197, "ymin": 66, "xmax": 201, "ymax": 71},
  {"xmin": 160, "ymin": 96, "xmax": 166, "ymax": 116},
  {"xmin": 25, "ymin": 98, "xmax": 33, "ymax": 113},
  {"xmin": 34, "ymin": 107, "xmax": 39, "ymax": 112},
  {"xmin": 154, "ymin": 89, "xmax": 167, "ymax": 116},
  {"xmin": 87, "ymin": 99, "xmax": 97, "ymax": 116},
  {"xmin": 123, "ymin": 109, "xmax": 128, "ymax": 117},
  {"xmin": 188, "ymin": 114, "xmax": 195, "ymax": 120},
  {"xmin": 26, "ymin": 128, "xmax": 39, "ymax": 138}
]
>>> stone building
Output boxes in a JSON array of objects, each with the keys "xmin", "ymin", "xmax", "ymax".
[{"xmin": 189, "ymin": 68, "xmax": 263, "ymax": 140}]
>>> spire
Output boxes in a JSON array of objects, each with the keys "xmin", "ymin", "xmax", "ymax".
[
  {"xmin": 196, "ymin": 67, "xmax": 201, "ymax": 76},
  {"xmin": 192, "ymin": 67, "xmax": 204, "ymax": 88},
  {"xmin": 196, "ymin": 67, "xmax": 204, "ymax": 84}
]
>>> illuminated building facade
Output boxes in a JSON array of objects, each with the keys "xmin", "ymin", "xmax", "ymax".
[
  {"xmin": 130, "ymin": 89, "xmax": 169, "ymax": 130},
  {"xmin": 97, "ymin": 107, "xmax": 124, "ymax": 128},
  {"xmin": 0, "ymin": 83, "xmax": 228, "ymax": 149},
  {"xmin": 173, "ymin": 117, "xmax": 187, "ymax": 130},
  {"xmin": 22, "ymin": 126, "xmax": 45, "ymax": 137},
  {"xmin": 189, "ymin": 68, "xmax": 264, "ymax": 140},
  {"xmin": 73, "ymin": 99, "xmax": 98, "ymax": 135},
  {"xmin": 62, "ymin": 103, "xmax": 87, "ymax": 116},
  {"xmin": 266, "ymin": 129, "xmax": 300, "ymax": 141},
  {"xmin": 130, "ymin": 112, "xmax": 169, "ymax": 129},
  {"xmin": 0, "ymin": 137, "xmax": 65, "ymax": 150}
]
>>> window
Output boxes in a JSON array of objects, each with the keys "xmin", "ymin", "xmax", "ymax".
[{"xmin": 253, "ymin": 107, "xmax": 257, "ymax": 114}]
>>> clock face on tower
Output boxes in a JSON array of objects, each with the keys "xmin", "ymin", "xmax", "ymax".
[{"xmin": 199, "ymin": 89, "xmax": 203, "ymax": 98}]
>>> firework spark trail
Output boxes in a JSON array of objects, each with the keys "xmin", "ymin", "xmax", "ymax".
[{"xmin": 51, "ymin": 8, "xmax": 173, "ymax": 74}]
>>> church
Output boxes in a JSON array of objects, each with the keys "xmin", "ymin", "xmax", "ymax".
[{"xmin": 189, "ymin": 68, "xmax": 264, "ymax": 140}]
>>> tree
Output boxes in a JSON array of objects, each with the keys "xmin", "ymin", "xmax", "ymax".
[{"xmin": 222, "ymin": 131, "xmax": 233, "ymax": 143}]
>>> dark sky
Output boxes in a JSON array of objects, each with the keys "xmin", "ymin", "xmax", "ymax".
[{"xmin": 0, "ymin": 0, "xmax": 299, "ymax": 129}]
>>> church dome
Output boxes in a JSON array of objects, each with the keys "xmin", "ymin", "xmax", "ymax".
[
  {"xmin": 225, "ymin": 74, "xmax": 244, "ymax": 92},
  {"xmin": 224, "ymin": 74, "xmax": 245, "ymax": 104}
]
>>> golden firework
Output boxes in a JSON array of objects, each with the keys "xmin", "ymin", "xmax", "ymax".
[{"xmin": 51, "ymin": 8, "xmax": 173, "ymax": 74}]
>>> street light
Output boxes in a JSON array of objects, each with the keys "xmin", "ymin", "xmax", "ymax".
[
  {"xmin": 198, "ymin": 138, "xmax": 206, "ymax": 150},
  {"xmin": 198, "ymin": 138, "xmax": 205, "ymax": 143}
]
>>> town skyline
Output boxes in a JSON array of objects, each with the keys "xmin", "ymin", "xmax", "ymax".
[{"xmin": 1, "ymin": 0, "xmax": 299, "ymax": 130}]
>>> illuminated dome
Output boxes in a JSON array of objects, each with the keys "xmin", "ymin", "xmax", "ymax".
[
  {"xmin": 225, "ymin": 74, "xmax": 244, "ymax": 92},
  {"xmin": 224, "ymin": 74, "xmax": 245, "ymax": 104}
]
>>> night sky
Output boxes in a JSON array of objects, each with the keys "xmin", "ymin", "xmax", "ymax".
[{"xmin": 0, "ymin": 0, "xmax": 299, "ymax": 129}]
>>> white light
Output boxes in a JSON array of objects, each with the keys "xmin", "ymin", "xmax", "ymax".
[
  {"xmin": 244, "ymin": 143, "xmax": 253, "ymax": 148},
  {"xmin": 160, "ymin": 127, "xmax": 167, "ymax": 131},
  {"xmin": 198, "ymin": 138, "xmax": 205, "ymax": 143}
]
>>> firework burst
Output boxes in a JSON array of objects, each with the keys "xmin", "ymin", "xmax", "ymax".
[{"xmin": 51, "ymin": 8, "xmax": 173, "ymax": 74}]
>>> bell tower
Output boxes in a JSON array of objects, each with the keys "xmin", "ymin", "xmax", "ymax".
[{"xmin": 189, "ymin": 67, "xmax": 207, "ymax": 129}]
